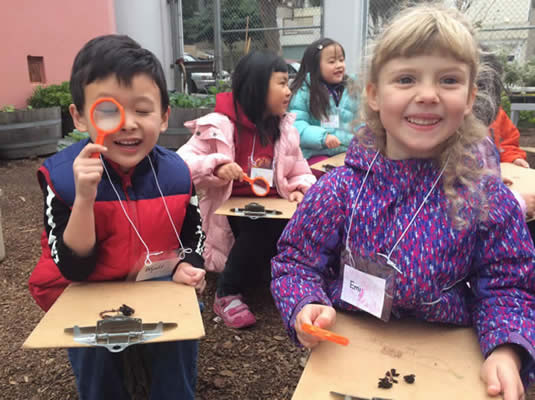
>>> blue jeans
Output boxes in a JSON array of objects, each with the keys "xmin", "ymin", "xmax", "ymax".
[{"xmin": 68, "ymin": 339, "xmax": 198, "ymax": 400}]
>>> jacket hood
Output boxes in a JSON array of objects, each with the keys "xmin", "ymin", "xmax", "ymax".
[
  {"xmin": 344, "ymin": 128, "xmax": 439, "ymax": 187},
  {"xmin": 215, "ymin": 92, "xmax": 255, "ymax": 130}
]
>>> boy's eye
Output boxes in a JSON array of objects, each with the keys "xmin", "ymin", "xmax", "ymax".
[{"xmin": 136, "ymin": 110, "xmax": 151, "ymax": 115}]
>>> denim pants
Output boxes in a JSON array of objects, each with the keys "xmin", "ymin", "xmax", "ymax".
[{"xmin": 68, "ymin": 339, "xmax": 198, "ymax": 400}]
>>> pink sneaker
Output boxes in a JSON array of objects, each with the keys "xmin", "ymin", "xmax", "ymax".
[{"xmin": 213, "ymin": 293, "xmax": 256, "ymax": 329}]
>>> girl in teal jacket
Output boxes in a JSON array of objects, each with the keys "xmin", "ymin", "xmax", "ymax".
[{"xmin": 289, "ymin": 38, "xmax": 360, "ymax": 162}]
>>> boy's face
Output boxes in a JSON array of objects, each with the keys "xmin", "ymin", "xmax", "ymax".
[{"xmin": 70, "ymin": 74, "xmax": 169, "ymax": 172}]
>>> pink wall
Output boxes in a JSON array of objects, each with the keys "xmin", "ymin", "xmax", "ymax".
[{"xmin": 0, "ymin": 1, "xmax": 116, "ymax": 108}]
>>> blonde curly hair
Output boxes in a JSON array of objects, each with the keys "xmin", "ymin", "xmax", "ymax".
[{"xmin": 359, "ymin": 4, "xmax": 491, "ymax": 227}]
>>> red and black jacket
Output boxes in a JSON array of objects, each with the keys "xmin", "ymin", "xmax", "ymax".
[{"xmin": 29, "ymin": 139, "xmax": 205, "ymax": 311}]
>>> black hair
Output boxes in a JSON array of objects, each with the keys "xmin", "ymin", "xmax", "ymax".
[
  {"xmin": 290, "ymin": 38, "xmax": 346, "ymax": 121},
  {"xmin": 232, "ymin": 50, "xmax": 288, "ymax": 145},
  {"xmin": 473, "ymin": 45, "xmax": 505, "ymax": 126},
  {"xmin": 70, "ymin": 34, "xmax": 169, "ymax": 114}
]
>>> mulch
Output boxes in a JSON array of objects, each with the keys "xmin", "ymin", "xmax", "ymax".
[{"xmin": 1, "ymin": 129, "xmax": 535, "ymax": 399}]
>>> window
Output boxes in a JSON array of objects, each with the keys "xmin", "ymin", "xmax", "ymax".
[
  {"xmin": 283, "ymin": 16, "xmax": 314, "ymax": 36},
  {"xmin": 27, "ymin": 56, "xmax": 45, "ymax": 83}
]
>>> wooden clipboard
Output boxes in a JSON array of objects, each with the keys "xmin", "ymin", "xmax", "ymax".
[
  {"xmin": 215, "ymin": 196, "xmax": 297, "ymax": 219},
  {"xmin": 310, "ymin": 152, "xmax": 346, "ymax": 173},
  {"xmin": 293, "ymin": 312, "xmax": 493, "ymax": 400},
  {"xmin": 23, "ymin": 281, "xmax": 204, "ymax": 349},
  {"xmin": 501, "ymin": 162, "xmax": 535, "ymax": 222}
]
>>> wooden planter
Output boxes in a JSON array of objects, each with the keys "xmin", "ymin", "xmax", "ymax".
[
  {"xmin": 158, "ymin": 107, "xmax": 213, "ymax": 150},
  {"xmin": 0, "ymin": 107, "xmax": 62, "ymax": 159}
]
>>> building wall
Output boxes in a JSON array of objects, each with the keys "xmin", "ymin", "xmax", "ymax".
[{"xmin": 0, "ymin": 0, "xmax": 115, "ymax": 108}]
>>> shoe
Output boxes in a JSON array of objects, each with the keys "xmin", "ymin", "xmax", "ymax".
[{"xmin": 213, "ymin": 293, "xmax": 256, "ymax": 328}]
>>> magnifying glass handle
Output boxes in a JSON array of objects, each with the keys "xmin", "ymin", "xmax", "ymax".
[
  {"xmin": 91, "ymin": 134, "xmax": 105, "ymax": 159},
  {"xmin": 242, "ymin": 174, "xmax": 254, "ymax": 184},
  {"xmin": 301, "ymin": 323, "xmax": 349, "ymax": 346}
]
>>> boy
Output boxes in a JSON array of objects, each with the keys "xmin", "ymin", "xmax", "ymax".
[{"xmin": 28, "ymin": 35, "xmax": 205, "ymax": 399}]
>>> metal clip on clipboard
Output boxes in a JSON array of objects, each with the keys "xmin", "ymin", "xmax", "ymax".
[
  {"xmin": 230, "ymin": 202, "xmax": 283, "ymax": 219},
  {"xmin": 65, "ymin": 316, "xmax": 178, "ymax": 353}
]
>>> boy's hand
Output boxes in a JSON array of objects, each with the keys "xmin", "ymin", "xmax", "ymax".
[
  {"xmin": 172, "ymin": 262, "xmax": 206, "ymax": 293},
  {"xmin": 289, "ymin": 190, "xmax": 304, "ymax": 203},
  {"xmin": 295, "ymin": 304, "xmax": 336, "ymax": 348},
  {"xmin": 480, "ymin": 345, "xmax": 524, "ymax": 400},
  {"xmin": 325, "ymin": 134, "xmax": 341, "ymax": 149},
  {"xmin": 73, "ymin": 143, "xmax": 107, "ymax": 202},
  {"xmin": 215, "ymin": 162, "xmax": 243, "ymax": 181},
  {"xmin": 513, "ymin": 158, "xmax": 530, "ymax": 168}
]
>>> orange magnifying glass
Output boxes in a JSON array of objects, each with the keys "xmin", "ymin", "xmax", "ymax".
[
  {"xmin": 301, "ymin": 323, "xmax": 349, "ymax": 346},
  {"xmin": 242, "ymin": 173, "xmax": 270, "ymax": 197},
  {"xmin": 89, "ymin": 97, "xmax": 125, "ymax": 159}
]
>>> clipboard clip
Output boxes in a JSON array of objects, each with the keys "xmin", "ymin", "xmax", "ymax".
[
  {"xmin": 66, "ymin": 315, "xmax": 177, "ymax": 353},
  {"xmin": 230, "ymin": 202, "xmax": 282, "ymax": 219}
]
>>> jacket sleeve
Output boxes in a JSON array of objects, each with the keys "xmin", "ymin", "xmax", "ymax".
[
  {"xmin": 491, "ymin": 108, "xmax": 527, "ymax": 163},
  {"xmin": 271, "ymin": 170, "xmax": 347, "ymax": 343},
  {"xmin": 470, "ymin": 177, "xmax": 535, "ymax": 387},
  {"xmin": 177, "ymin": 120, "xmax": 233, "ymax": 191},
  {"xmin": 38, "ymin": 171, "xmax": 97, "ymax": 281},
  {"xmin": 179, "ymin": 185, "xmax": 205, "ymax": 269},
  {"xmin": 290, "ymin": 85, "xmax": 328, "ymax": 151}
]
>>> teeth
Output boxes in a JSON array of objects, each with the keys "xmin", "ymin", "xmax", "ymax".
[
  {"xmin": 116, "ymin": 139, "xmax": 140, "ymax": 145},
  {"xmin": 407, "ymin": 117, "xmax": 440, "ymax": 126}
]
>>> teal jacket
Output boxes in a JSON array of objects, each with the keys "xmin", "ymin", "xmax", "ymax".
[{"xmin": 289, "ymin": 76, "xmax": 360, "ymax": 159}]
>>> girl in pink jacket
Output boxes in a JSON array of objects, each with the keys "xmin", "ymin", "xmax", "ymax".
[{"xmin": 178, "ymin": 51, "xmax": 316, "ymax": 328}]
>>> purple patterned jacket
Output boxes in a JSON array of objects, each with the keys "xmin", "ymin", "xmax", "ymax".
[{"xmin": 271, "ymin": 136, "xmax": 535, "ymax": 386}]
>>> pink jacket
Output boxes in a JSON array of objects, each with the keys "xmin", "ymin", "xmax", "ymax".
[{"xmin": 178, "ymin": 112, "xmax": 316, "ymax": 272}]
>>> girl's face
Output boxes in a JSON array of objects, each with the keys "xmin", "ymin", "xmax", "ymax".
[
  {"xmin": 366, "ymin": 53, "xmax": 476, "ymax": 160},
  {"xmin": 319, "ymin": 44, "xmax": 346, "ymax": 85},
  {"xmin": 265, "ymin": 71, "xmax": 291, "ymax": 117}
]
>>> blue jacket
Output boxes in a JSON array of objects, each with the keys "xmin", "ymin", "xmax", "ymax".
[
  {"xmin": 271, "ymin": 134, "xmax": 535, "ymax": 387},
  {"xmin": 289, "ymin": 75, "xmax": 360, "ymax": 159}
]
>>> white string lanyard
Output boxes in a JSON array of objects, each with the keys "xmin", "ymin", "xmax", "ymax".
[
  {"xmin": 100, "ymin": 155, "xmax": 191, "ymax": 266},
  {"xmin": 345, "ymin": 151, "xmax": 449, "ymax": 273},
  {"xmin": 249, "ymin": 133, "xmax": 257, "ymax": 169}
]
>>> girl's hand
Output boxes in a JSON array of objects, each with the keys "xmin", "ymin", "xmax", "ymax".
[
  {"xmin": 215, "ymin": 162, "xmax": 243, "ymax": 181},
  {"xmin": 325, "ymin": 134, "xmax": 341, "ymax": 149},
  {"xmin": 295, "ymin": 304, "xmax": 336, "ymax": 348},
  {"xmin": 520, "ymin": 193, "xmax": 535, "ymax": 218},
  {"xmin": 172, "ymin": 262, "xmax": 207, "ymax": 294},
  {"xmin": 480, "ymin": 345, "xmax": 524, "ymax": 400},
  {"xmin": 72, "ymin": 143, "xmax": 107, "ymax": 202},
  {"xmin": 289, "ymin": 190, "xmax": 304, "ymax": 203},
  {"xmin": 513, "ymin": 158, "xmax": 530, "ymax": 168}
]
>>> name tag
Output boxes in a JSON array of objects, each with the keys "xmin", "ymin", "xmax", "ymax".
[
  {"xmin": 135, "ymin": 255, "xmax": 180, "ymax": 281},
  {"xmin": 251, "ymin": 167, "xmax": 274, "ymax": 187},
  {"xmin": 321, "ymin": 114, "xmax": 340, "ymax": 129},
  {"xmin": 341, "ymin": 264, "xmax": 385, "ymax": 319}
]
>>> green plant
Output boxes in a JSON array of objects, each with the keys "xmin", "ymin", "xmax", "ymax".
[
  {"xmin": 56, "ymin": 129, "xmax": 90, "ymax": 151},
  {"xmin": 27, "ymin": 81, "xmax": 72, "ymax": 113},
  {"xmin": 1, "ymin": 105, "xmax": 15, "ymax": 112},
  {"xmin": 169, "ymin": 92, "xmax": 215, "ymax": 108}
]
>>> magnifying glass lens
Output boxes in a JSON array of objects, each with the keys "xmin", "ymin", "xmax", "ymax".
[
  {"xmin": 252, "ymin": 179, "xmax": 269, "ymax": 196},
  {"xmin": 93, "ymin": 101, "xmax": 122, "ymax": 132}
]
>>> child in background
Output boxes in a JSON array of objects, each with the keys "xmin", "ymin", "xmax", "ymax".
[
  {"xmin": 179, "ymin": 51, "xmax": 315, "ymax": 329},
  {"xmin": 28, "ymin": 35, "xmax": 205, "ymax": 400},
  {"xmin": 289, "ymin": 38, "xmax": 360, "ymax": 171},
  {"xmin": 272, "ymin": 5, "xmax": 535, "ymax": 399},
  {"xmin": 474, "ymin": 48, "xmax": 535, "ymax": 221}
]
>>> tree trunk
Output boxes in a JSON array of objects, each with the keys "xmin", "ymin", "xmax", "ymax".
[{"xmin": 258, "ymin": 0, "xmax": 281, "ymax": 53}]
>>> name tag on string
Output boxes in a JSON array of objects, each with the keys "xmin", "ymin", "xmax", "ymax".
[
  {"xmin": 321, "ymin": 114, "xmax": 340, "ymax": 129},
  {"xmin": 250, "ymin": 167, "xmax": 274, "ymax": 187},
  {"xmin": 341, "ymin": 264, "xmax": 386, "ymax": 319}
]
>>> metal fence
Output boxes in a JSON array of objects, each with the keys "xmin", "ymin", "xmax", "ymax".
[
  {"xmin": 182, "ymin": 0, "xmax": 323, "ymax": 75},
  {"xmin": 366, "ymin": 0, "xmax": 535, "ymax": 63}
]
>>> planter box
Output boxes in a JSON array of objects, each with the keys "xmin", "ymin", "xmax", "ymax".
[
  {"xmin": 0, "ymin": 107, "xmax": 62, "ymax": 159},
  {"xmin": 158, "ymin": 107, "xmax": 213, "ymax": 150}
]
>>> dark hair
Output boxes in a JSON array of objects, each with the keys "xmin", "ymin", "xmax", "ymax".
[
  {"xmin": 473, "ymin": 46, "xmax": 505, "ymax": 126},
  {"xmin": 70, "ymin": 34, "xmax": 169, "ymax": 114},
  {"xmin": 290, "ymin": 38, "xmax": 346, "ymax": 121},
  {"xmin": 232, "ymin": 50, "xmax": 288, "ymax": 145}
]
